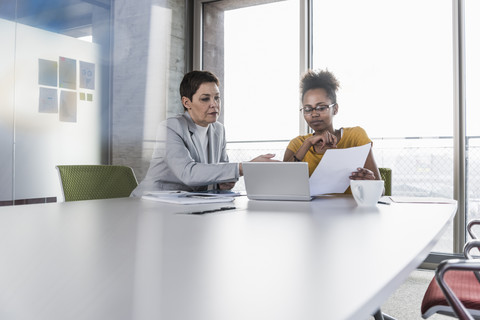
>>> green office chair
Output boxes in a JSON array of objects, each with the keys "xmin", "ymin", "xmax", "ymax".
[
  {"xmin": 56, "ymin": 165, "xmax": 138, "ymax": 202},
  {"xmin": 379, "ymin": 167, "xmax": 392, "ymax": 196}
]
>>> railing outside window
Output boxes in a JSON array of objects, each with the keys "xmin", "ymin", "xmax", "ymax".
[
  {"xmin": 226, "ymin": 137, "xmax": 460, "ymax": 199},
  {"xmin": 227, "ymin": 136, "xmax": 480, "ymax": 254}
]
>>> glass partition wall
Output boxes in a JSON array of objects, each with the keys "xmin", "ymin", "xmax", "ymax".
[
  {"xmin": 0, "ymin": 0, "xmax": 112, "ymax": 204},
  {"xmin": 0, "ymin": 7, "xmax": 16, "ymax": 203},
  {"xmin": 196, "ymin": 0, "xmax": 474, "ymax": 260}
]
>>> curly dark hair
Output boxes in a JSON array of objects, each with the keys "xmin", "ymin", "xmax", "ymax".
[
  {"xmin": 300, "ymin": 69, "xmax": 340, "ymax": 103},
  {"xmin": 180, "ymin": 70, "xmax": 220, "ymax": 110}
]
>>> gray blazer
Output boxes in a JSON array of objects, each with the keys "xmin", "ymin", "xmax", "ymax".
[{"xmin": 131, "ymin": 113, "xmax": 239, "ymax": 196}]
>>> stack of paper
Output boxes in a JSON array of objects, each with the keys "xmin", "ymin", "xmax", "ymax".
[{"xmin": 141, "ymin": 191, "xmax": 235, "ymax": 205}]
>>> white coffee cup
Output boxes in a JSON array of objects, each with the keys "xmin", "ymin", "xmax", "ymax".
[{"xmin": 350, "ymin": 180, "xmax": 384, "ymax": 207}]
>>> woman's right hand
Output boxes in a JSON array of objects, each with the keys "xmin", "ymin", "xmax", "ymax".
[{"xmin": 250, "ymin": 153, "xmax": 277, "ymax": 162}]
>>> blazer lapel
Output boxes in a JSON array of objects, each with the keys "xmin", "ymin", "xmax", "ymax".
[
  {"xmin": 184, "ymin": 113, "xmax": 204, "ymax": 163},
  {"xmin": 207, "ymin": 126, "xmax": 215, "ymax": 164},
  {"xmin": 208, "ymin": 123, "xmax": 223, "ymax": 164}
]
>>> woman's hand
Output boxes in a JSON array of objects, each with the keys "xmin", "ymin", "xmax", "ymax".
[
  {"xmin": 350, "ymin": 167, "xmax": 376, "ymax": 180},
  {"xmin": 218, "ymin": 182, "xmax": 236, "ymax": 190},
  {"xmin": 308, "ymin": 131, "xmax": 338, "ymax": 154},
  {"xmin": 250, "ymin": 153, "xmax": 277, "ymax": 162},
  {"xmin": 239, "ymin": 153, "xmax": 279, "ymax": 176}
]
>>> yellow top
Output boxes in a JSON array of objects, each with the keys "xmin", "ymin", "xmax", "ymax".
[{"xmin": 287, "ymin": 127, "xmax": 372, "ymax": 193}]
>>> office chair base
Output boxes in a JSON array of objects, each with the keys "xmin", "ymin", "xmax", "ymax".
[{"xmin": 373, "ymin": 309, "xmax": 396, "ymax": 320}]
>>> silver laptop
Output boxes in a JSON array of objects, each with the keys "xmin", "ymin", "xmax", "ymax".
[{"xmin": 242, "ymin": 162, "xmax": 313, "ymax": 201}]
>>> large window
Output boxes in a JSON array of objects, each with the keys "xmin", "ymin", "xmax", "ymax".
[
  {"xmin": 197, "ymin": 0, "xmax": 476, "ymax": 257},
  {"xmin": 202, "ymin": 0, "xmax": 300, "ymax": 164},
  {"xmin": 312, "ymin": 0, "xmax": 454, "ymax": 253},
  {"xmin": 466, "ymin": 0, "xmax": 480, "ymax": 233}
]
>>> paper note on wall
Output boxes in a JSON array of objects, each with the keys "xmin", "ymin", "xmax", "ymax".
[
  {"xmin": 39, "ymin": 87, "xmax": 58, "ymax": 113},
  {"xmin": 59, "ymin": 57, "xmax": 76, "ymax": 90},
  {"xmin": 38, "ymin": 59, "xmax": 57, "ymax": 87},
  {"xmin": 79, "ymin": 61, "xmax": 95, "ymax": 90},
  {"xmin": 59, "ymin": 90, "xmax": 77, "ymax": 122}
]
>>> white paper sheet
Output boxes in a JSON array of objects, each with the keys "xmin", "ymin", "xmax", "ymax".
[
  {"xmin": 309, "ymin": 143, "xmax": 371, "ymax": 195},
  {"xmin": 141, "ymin": 191, "xmax": 235, "ymax": 204}
]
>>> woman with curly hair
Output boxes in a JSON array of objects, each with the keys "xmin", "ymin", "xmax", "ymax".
[{"xmin": 283, "ymin": 69, "xmax": 381, "ymax": 187}]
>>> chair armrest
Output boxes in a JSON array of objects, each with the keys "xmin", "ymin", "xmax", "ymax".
[
  {"xmin": 467, "ymin": 220, "xmax": 480, "ymax": 239},
  {"xmin": 464, "ymin": 240, "xmax": 480, "ymax": 260},
  {"xmin": 463, "ymin": 240, "xmax": 480, "ymax": 283},
  {"xmin": 435, "ymin": 259, "xmax": 480, "ymax": 320}
]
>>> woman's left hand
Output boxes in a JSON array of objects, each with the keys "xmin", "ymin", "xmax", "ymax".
[
  {"xmin": 218, "ymin": 182, "xmax": 236, "ymax": 190},
  {"xmin": 310, "ymin": 131, "xmax": 338, "ymax": 154},
  {"xmin": 350, "ymin": 167, "xmax": 376, "ymax": 180}
]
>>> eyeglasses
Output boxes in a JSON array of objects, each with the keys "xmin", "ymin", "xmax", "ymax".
[{"xmin": 300, "ymin": 103, "xmax": 336, "ymax": 115}]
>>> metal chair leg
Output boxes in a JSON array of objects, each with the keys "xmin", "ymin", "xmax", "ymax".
[
  {"xmin": 382, "ymin": 313, "xmax": 396, "ymax": 320},
  {"xmin": 373, "ymin": 309, "xmax": 396, "ymax": 320},
  {"xmin": 373, "ymin": 309, "xmax": 384, "ymax": 320}
]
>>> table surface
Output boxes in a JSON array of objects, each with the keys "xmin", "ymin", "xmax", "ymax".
[{"xmin": 0, "ymin": 195, "xmax": 456, "ymax": 320}]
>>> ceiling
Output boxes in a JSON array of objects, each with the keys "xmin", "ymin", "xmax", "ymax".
[{"xmin": 0, "ymin": 0, "xmax": 111, "ymax": 38}]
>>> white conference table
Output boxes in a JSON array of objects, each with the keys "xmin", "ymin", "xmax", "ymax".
[{"xmin": 0, "ymin": 195, "xmax": 456, "ymax": 320}]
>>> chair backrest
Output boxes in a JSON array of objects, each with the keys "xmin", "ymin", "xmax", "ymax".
[
  {"xmin": 421, "ymin": 223, "xmax": 480, "ymax": 320},
  {"xmin": 422, "ymin": 258, "xmax": 480, "ymax": 320},
  {"xmin": 56, "ymin": 165, "xmax": 138, "ymax": 201},
  {"xmin": 379, "ymin": 167, "xmax": 392, "ymax": 196}
]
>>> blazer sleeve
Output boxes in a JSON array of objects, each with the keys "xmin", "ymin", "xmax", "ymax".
[{"xmin": 163, "ymin": 119, "xmax": 239, "ymax": 187}]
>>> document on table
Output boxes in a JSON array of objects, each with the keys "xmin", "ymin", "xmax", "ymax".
[
  {"xmin": 141, "ymin": 191, "xmax": 235, "ymax": 205},
  {"xmin": 309, "ymin": 143, "xmax": 371, "ymax": 195},
  {"xmin": 388, "ymin": 196, "xmax": 456, "ymax": 204}
]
